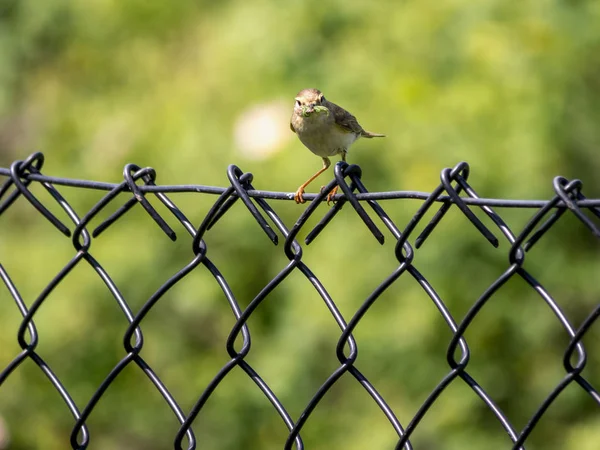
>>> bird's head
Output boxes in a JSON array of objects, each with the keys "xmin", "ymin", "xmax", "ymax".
[{"xmin": 294, "ymin": 88, "xmax": 329, "ymax": 118}]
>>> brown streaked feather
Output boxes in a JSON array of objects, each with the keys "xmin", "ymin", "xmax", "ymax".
[
  {"xmin": 329, "ymin": 101, "xmax": 385, "ymax": 138},
  {"xmin": 330, "ymin": 101, "xmax": 364, "ymax": 134}
]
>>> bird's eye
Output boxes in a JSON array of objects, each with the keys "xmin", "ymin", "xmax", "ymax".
[
  {"xmin": 295, "ymin": 100, "xmax": 301, "ymax": 107},
  {"xmin": 320, "ymin": 96, "xmax": 325, "ymax": 103}
]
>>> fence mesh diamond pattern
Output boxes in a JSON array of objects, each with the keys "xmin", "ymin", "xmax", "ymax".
[{"xmin": 0, "ymin": 151, "xmax": 599, "ymax": 449}]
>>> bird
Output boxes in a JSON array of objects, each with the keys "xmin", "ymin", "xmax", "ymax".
[{"xmin": 289, "ymin": 88, "xmax": 385, "ymax": 204}]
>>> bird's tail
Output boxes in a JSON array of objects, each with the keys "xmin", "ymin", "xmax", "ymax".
[{"xmin": 362, "ymin": 131, "xmax": 386, "ymax": 138}]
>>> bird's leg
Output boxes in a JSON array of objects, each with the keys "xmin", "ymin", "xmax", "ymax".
[
  {"xmin": 294, "ymin": 157, "xmax": 331, "ymax": 204},
  {"xmin": 326, "ymin": 150, "xmax": 347, "ymax": 205}
]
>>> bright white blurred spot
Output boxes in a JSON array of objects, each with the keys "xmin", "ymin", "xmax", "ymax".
[{"xmin": 234, "ymin": 100, "xmax": 292, "ymax": 160}]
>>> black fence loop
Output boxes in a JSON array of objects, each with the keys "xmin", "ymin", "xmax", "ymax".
[
  {"xmin": 563, "ymin": 303, "xmax": 600, "ymax": 375},
  {"xmin": 0, "ymin": 151, "xmax": 45, "ymax": 209},
  {"xmin": 71, "ymin": 172, "xmax": 141, "ymax": 250},
  {"xmin": 440, "ymin": 166, "xmax": 499, "ymax": 246},
  {"xmin": 6, "ymin": 154, "xmax": 72, "ymax": 236},
  {"xmin": 204, "ymin": 172, "xmax": 255, "ymax": 231},
  {"xmin": 334, "ymin": 162, "xmax": 385, "ymax": 244},
  {"xmin": 511, "ymin": 178, "xmax": 581, "ymax": 261},
  {"xmin": 416, "ymin": 162, "xmax": 499, "ymax": 248},
  {"xmin": 413, "ymin": 162, "xmax": 470, "ymax": 248},
  {"xmin": 227, "ymin": 165, "xmax": 279, "ymax": 244},
  {"xmin": 554, "ymin": 176, "xmax": 600, "ymax": 237}
]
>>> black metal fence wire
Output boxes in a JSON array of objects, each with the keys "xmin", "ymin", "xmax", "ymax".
[{"xmin": 1, "ymin": 151, "xmax": 599, "ymax": 449}]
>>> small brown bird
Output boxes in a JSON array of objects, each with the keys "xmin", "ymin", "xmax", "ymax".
[{"xmin": 290, "ymin": 88, "xmax": 385, "ymax": 204}]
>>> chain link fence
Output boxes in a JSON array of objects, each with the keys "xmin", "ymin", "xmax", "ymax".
[{"xmin": 0, "ymin": 151, "xmax": 599, "ymax": 449}]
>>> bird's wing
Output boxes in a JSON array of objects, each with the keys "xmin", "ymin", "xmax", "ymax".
[
  {"xmin": 290, "ymin": 120, "xmax": 296, "ymax": 133},
  {"xmin": 330, "ymin": 102, "xmax": 365, "ymax": 135}
]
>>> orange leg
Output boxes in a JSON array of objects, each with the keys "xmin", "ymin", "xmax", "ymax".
[{"xmin": 294, "ymin": 157, "xmax": 331, "ymax": 204}]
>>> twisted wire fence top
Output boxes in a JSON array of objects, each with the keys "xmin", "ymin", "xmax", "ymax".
[{"xmin": 0, "ymin": 151, "xmax": 599, "ymax": 450}]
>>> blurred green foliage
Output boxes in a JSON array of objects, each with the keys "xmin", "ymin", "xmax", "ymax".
[{"xmin": 1, "ymin": 0, "xmax": 599, "ymax": 449}]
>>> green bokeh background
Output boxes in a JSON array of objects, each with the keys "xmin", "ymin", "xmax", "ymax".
[{"xmin": 0, "ymin": 1, "xmax": 599, "ymax": 449}]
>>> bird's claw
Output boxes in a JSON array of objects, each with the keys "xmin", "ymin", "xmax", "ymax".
[
  {"xmin": 326, "ymin": 186, "xmax": 338, "ymax": 205},
  {"xmin": 294, "ymin": 188, "xmax": 306, "ymax": 204},
  {"xmin": 319, "ymin": 185, "xmax": 337, "ymax": 205}
]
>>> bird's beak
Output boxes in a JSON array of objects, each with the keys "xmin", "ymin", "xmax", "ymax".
[{"xmin": 305, "ymin": 103, "xmax": 315, "ymax": 114}]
